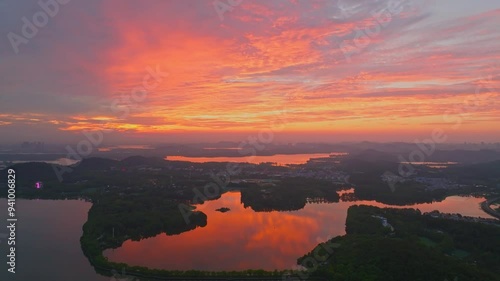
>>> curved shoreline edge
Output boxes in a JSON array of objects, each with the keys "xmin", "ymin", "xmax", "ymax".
[
  {"xmin": 81, "ymin": 240, "xmax": 290, "ymax": 280},
  {"xmin": 79, "ymin": 210, "xmax": 292, "ymax": 280},
  {"xmin": 480, "ymin": 197, "xmax": 500, "ymax": 219}
]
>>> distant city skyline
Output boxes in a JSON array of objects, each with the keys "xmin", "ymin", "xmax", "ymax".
[{"xmin": 1, "ymin": 0, "xmax": 499, "ymax": 144}]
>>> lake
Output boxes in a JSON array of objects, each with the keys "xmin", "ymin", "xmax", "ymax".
[
  {"xmin": 0, "ymin": 157, "xmax": 79, "ymax": 167},
  {"xmin": 0, "ymin": 194, "xmax": 494, "ymax": 279},
  {"xmin": 166, "ymin": 153, "xmax": 347, "ymax": 165},
  {"xmin": 104, "ymin": 191, "xmax": 494, "ymax": 271},
  {"xmin": 0, "ymin": 199, "xmax": 108, "ymax": 281}
]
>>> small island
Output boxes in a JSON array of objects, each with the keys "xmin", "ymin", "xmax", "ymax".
[{"xmin": 216, "ymin": 207, "xmax": 231, "ymax": 213}]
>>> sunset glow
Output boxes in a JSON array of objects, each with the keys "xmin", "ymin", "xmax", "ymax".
[{"xmin": 0, "ymin": 0, "xmax": 499, "ymax": 143}]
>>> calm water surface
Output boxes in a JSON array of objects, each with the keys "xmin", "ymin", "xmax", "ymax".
[
  {"xmin": 0, "ymin": 199, "xmax": 108, "ymax": 281},
  {"xmin": 166, "ymin": 153, "xmax": 346, "ymax": 165},
  {"xmin": 105, "ymin": 191, "xmax": 494, "ymax": 271},
  {"xmin": 0, "ymin": 194, "xmax": 493, "ymax": 278}
]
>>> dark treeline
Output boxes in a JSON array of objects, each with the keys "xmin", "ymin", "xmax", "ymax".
[
  {"xmin": 299, "ymin": 205, "xmax": 500, "ymax": 281},
  {"xmin": 240, "ymin": 177, "xmax": 341, "ymax": 212}
]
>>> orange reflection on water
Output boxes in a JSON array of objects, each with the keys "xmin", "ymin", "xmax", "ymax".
[
  {"xmin": 104, "ymin": 192, "xmax": 493, "ymax": 271},
  {"xmin": 105, "ymin": 192, "xmax": 325, "ymax": 270},
  {"xmin": 165, "ymin": 153, "xmax": 346, "ymax": 165}
]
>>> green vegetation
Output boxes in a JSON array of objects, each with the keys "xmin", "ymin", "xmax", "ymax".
[
  {"xmin": 2, "ymin": 155, "xmax": 500, "ymax": 280},
  {"xmin": 445, "ymin": 160, "xmax": 500, "ymax": 187},
  {"xmin": 298, "ymin": 205, "xmax": 500, "ymax": 281},
  {"xmin": 240, "ymin": 177, "xmax": 340, "ymax": 211},
  {"xmin": 0, "ymin": 158, "xmax": 287, "ymax": 278},
  {"xmin": 79, "ymin": 190, "xmax": 289, "ymax": 278},
  {"xmin": 343, "ymin": 159, "xmax": 448, "ymax": 205},
  {"xmin": 78, "ymin": 176, "xmax": 341, "ymax": 278}
]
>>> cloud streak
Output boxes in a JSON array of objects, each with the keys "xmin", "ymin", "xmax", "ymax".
[{"xmin": 0, "ymin": 0, "xmax": 499, "ymax": 143}]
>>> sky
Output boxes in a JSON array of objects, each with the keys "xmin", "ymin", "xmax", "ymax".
[{"xmin": 0, "ymin": 0, "xmax": 499, "ymax": 144}]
